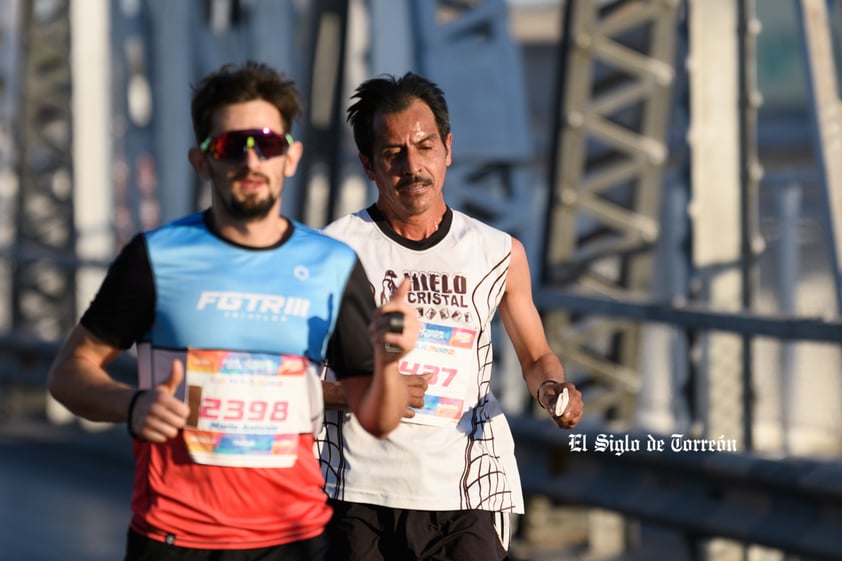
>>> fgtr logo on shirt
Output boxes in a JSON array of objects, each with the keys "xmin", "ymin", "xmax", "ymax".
[{"xmin": 197, "ymin": 291, "xmax": 310, "ymax": 318}]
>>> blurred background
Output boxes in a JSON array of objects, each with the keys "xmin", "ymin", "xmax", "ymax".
[{"xmin": 1, "ymin": 0, "xmax": 842, "ymax": 559}]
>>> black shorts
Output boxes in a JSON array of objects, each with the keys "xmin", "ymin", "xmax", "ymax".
[
  {"xmin": 124, "ymin": 528, "xmax": 328, "ymax": 561},
  {"xmin": 325, "ymin": 500, "xmax": 509, "ymax": 561}
]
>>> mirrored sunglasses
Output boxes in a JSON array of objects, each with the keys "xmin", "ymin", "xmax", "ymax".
[{"xmin": 200, "ymin": 128, "xmax": 293, "ymax": 161}]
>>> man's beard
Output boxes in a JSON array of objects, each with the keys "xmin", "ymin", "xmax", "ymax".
[
  {"xmin": 211, "ymin": 172, "xmax": 278, "ymax": 220},
  {"xmin": 222, "ymin": 193, "xmax": 277, "ymax": 220}
]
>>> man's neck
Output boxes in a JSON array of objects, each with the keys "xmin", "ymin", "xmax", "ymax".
[
  {"xmin": 208, "ymin": 209, "xmax": 289, "ymax": 248},
  {"xmin": 376, "ymin": 203, "xmax": 447, "ymax": 242}
]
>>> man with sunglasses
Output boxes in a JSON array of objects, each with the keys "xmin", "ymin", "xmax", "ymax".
[
  {"xmin": 47, "ymin": 61, "xmax": 418, "ymax": 561},
  {"xmin": 316, "ymin": 72, "xmax": 585, "ymax": 561}
]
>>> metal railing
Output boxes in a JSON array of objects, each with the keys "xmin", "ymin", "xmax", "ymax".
[{"xmin": 511, "ymin": 415, "xmax": 842, "ymax": 560}]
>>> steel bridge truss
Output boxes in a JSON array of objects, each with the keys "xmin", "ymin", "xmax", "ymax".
[
  {"xmin": 543, "ymin": 0, "xmax": 681, "ymax": 425},
  {"xmin": 11, "ymin": 0, "xmax": 76, "ymax": 342}
]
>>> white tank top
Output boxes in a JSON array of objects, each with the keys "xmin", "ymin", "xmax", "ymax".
[{"xmin": 317, "ymin": 207, "xmax": 525, "ymax": 513}]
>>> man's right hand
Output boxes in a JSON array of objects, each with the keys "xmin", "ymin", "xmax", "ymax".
[
  {"xmin": 129, "ymin": 359, "xmax": 191, "ymax": 442},
  {"xmin": 402, "ymin": 374, "xmax": 430, "ymax": 418}
]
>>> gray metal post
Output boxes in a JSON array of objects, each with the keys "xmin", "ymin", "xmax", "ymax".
[
  {"xmin": 0, "ymin": 0, "xmax": 22, "ymax": 332},
  {"xmin": 777, "ymin": 182, "xmax": 800, "ymax": 456},
  {"xmin": 737, "ymin": 0, "xmax": 762, "ymax": 452},
  {"xmin": 147, "ymin": 0, "xmax": 195, "ymax": 223},
  {"xmin": 796, "ymin": 0, "xmax": 842, "ymax": 313}
]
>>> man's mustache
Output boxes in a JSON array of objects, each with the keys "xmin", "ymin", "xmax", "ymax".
[
  {"xmin": 397, "ymin": 175, "xmax": 432, "ymax": 190},
  {"xmin": 232, "ymin": 169, "xmax": 270, "ymax": 183}
]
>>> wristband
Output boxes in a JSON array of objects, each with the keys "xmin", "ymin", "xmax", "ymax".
[
  {"xmin": 126, "ymin": 389, "xmax": 148, "ymax": 439},
  {"xmin": 535, "ymin": 379, "xmax": 558, "ymax": 409}
]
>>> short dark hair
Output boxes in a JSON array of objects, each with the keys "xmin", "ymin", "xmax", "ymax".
[
  {"xmin": 346, "ymin": 72, "xmax": 451, "ymax": 161},
  {"xmin": 190, "ymin": 61, "xmax": 302, "ymax": 144}
]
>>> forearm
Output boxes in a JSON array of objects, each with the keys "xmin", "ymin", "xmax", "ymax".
[
  {"xmin": 47, "ymin": 357, "xmax": 134, "ymax": 423},
  {"xmin": 344, "ymin": 276, "xmax": 416, "ymax": 436},
  {"xmin": 348, "ymin": 354, "xmax": 408, "ymax": 438},
  {"xmin": 523, "ymin": 352, "xmax": 565, "ymax": 399}
]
